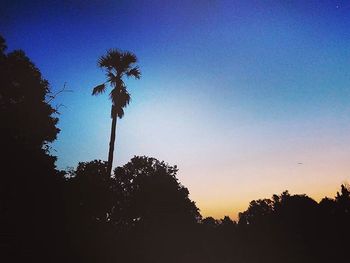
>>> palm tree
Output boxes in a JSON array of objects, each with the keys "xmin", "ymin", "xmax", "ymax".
[{"xmin": 92, "ymin": 49, "xmax": 140, "ymax": 175}]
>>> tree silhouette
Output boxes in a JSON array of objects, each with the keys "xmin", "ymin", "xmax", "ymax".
[
  {"xmin": 113, "ymin": 156, "xmax": 201, "ymax": 263},
  {"xmin": 65, "ymin": 160, "xmax": 114, "ymax": 224},
  {"xmin": 63, "ymin": 156, "xmax": 201, "ymax": 263},
  {"xmin": 113, "ymin": 156, "xmax": 201, "ymax": 226},
  {"xmin": 0, "ymin": 35, "xmax": 64, "ymax": 262},
  {"xmin": 91, "ymin": 49, "xmax": 140, "ymax": 175}
]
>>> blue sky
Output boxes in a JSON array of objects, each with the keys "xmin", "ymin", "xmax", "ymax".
[{"xmin": 2, "ymin": 0, "xmax": 350, "ymax": 218}]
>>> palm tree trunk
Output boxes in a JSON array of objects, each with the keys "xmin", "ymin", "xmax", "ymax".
[{"xmin": 107, "ymin": 105, "xmax": 117, "ymax": 176}]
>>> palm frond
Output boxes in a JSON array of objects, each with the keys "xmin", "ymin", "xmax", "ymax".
[
  {"xmin": 110, "ymin": 88, "xmax": 131, "ymax": 106},
  {"xmin": 98, "ymin": 49, "xmax": 122, "ymax": 70},
  {"xmin": 122, "ymin": 51, "xmax": 137, "ymax": 64},
  {"xmin": 126, "ymin": 66, "xmax": 141, "ymax": 79},
  {"xmin": 92, "ymin": 83, "xmax": 106, "ymax": 95},
  {"xmin": 119, "ymin": 51, "xmax": 138, "ymax": 73},
  {"xmin": 112, "ymin": 106, "xmax": 125, "ymax": 119},
  {"xmin": 109, "ymin": 88, "xmax": 131, "ymax": 118},
  {"xmin": 98, "ymin": 49, "xmax": 139, "ymax": 78},
  {"xmin": 98, "ymin": 55, "xmax": 111, "ymax": 69},
  {"xmin": 106, "ymin": 72, "xmax": 116, "ymax": 83}
]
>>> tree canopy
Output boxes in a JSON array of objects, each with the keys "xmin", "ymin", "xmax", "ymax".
[{"xmin": 0, "ymin": 36, "xmax": 64, "ymax": 263}]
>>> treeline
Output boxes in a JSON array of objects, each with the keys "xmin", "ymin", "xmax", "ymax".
[{"xmin": 1, "ymin": 36, "xmax": 349, "ymax": 263}]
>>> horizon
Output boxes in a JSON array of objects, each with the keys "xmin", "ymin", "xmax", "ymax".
[{"xmin": 2, "ymin": 0, "xmax": 350, "ymax": 219}]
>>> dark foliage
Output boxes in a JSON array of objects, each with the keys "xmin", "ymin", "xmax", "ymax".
[
  {"xmin": 113, "ymin": 156, "xmax": 201, "ymax": 226},
  {"xmin": 63, "ymin": 156, "xmax": 201, "ymax": 263},
  {"xmin": 0, "ymin": 36, "xmax": 65, "ymax": 262},
  {"xmin": 60, "ymin": 164, "xmax": 350, "ymax": 263}
]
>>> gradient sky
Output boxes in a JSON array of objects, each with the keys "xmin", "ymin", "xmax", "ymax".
[{"xmin": 2, "ymin": 0, "xmax": 350, "ymax": 219}]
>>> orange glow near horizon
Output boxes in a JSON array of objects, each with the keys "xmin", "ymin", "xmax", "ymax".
[{"xmin": 185, "ymin": 158, "xmax": 349, "ymax": 220}]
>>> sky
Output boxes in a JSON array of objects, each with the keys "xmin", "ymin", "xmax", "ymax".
[{"xmin": 2, "ymin": 0, "xmax": 350, "ymax": 219}]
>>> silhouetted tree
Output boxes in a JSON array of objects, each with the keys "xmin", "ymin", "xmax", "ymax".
[
  {"xmin": 239, "ymin": 198, "xmax": 274, "ymax": 225},
  {"xmin": 202, "ymin": 216, "xmax": 219, "ymax": 227},
  {"xmin": 91, "ymin": 49, "xmax": 141, "ymax": 175},
  {"xmin": 62, "ymin": 160, "xmax": 119, "ymax": 262},
  {"xmin": 113, "ymin": 156, "xmax": 201, "ymax": 226},
  {"xmin": 65, "ymin": 160, "xmax": 115, "ymax": 224},
  {"xmin": 64, "ymin": 156, "xmax": 201, "ymax": 263},
  {"xmin": 0, "ymin": 35, "xmax": 64, "ymax": 262},
  {"xmin": 335, "ymin": 184, "xmax": 350, "ymax": 213}
]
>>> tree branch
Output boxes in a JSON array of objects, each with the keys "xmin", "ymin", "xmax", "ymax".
[{"xmin": 46, "ymin": 82, "xmax": 73, "ymax": 103}]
